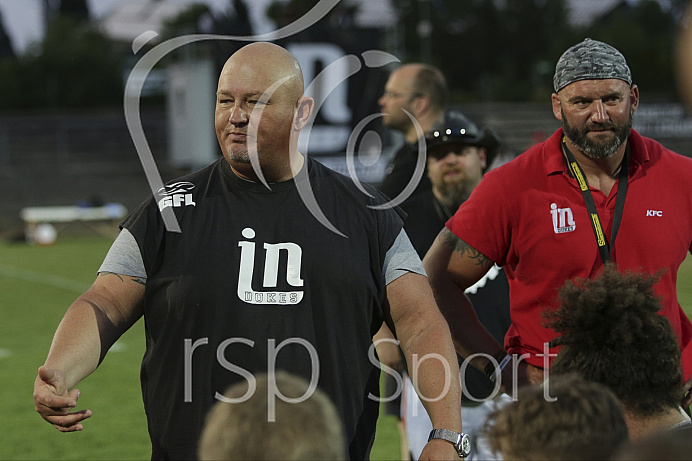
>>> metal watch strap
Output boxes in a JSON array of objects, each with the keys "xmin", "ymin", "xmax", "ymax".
[{"xmin": 428, "ymin": 429, "xmax": 470, "ymax": 458}]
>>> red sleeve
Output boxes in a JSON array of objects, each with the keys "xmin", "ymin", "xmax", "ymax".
[{"xmin": 445, "ymin": 170, "xmax": 514, "ymax": 266}]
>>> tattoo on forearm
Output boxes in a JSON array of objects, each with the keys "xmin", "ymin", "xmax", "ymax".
[
  {"xmin": 98, "ymin": 271, "xmax": 146, "ymax": 286},
  {"xmin": 99, "ymin": 271, "xmax": 124, "ymax": 282},
  {"xmin": 131, "ymin": 277, "xmax": 146, "ymax": 286},
  {"xmin": 439, "ymin": 229, "xmax": 493, "ymax": 270}
]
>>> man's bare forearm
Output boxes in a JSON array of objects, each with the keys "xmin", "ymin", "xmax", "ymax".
[
  {"xmin": 389, "ymin": 273, "xmax": 462, "ymax": 431},
  {"xmin": 424, "ymin": 230, "xmax": 505, "ymax": 372},
  {"xmin": 43, "ymin": 273, "xmax": 144, "ymax": 389},
  {"xmin": 435, "ymin": 282, "xmax": 504, "ymax": 372},
  {"xmin": 400, "ymin": 316, "xmax": 463, "ymax": 430}
]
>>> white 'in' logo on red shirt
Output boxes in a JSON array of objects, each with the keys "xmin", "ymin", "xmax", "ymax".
[{"xmin": 550, "ymin": 203, "xmax": 576, "ymax": 234}]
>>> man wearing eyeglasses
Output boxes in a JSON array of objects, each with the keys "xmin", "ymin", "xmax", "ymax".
[
  {"xmin": 374, "ymin": 63, "xmax": 449, "ymax": 460},
  {"xmin": 399, "ymin": 111, "xmax": 513, "ymax": 460},
  {"xmin": 377, "ymin": 63, "xmax": 449, "ymax": 202}
]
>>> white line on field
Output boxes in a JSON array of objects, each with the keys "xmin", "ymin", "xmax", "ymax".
[
  {"xmin": 0, "ymin": 264, "xmax": 91, "ymax": 293},
  {"xmin": 110, "ymin": 341, "xmax": 127, "ymax": 353}
]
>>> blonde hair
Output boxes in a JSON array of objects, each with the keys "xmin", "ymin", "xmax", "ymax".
[{"xmin": 198, "ymin": 371, "xmax": 346, "ymax": 460}]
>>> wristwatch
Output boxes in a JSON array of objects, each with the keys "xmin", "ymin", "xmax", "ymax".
[{"xmin": 428, "ymin": 429, "xmax": 471, "ymax": 458}]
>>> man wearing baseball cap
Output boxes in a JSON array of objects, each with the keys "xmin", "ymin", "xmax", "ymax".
[
  {"xmin": 424, "ymin": 39, "xmax": 692, "ymax": 406},
  {"xmin": 399, "ymin": 110, "xmax": 513, "ymax": 459},
  {"xmin": 403, "ymin": 111, "xmax": 501, "ymax": 257}
]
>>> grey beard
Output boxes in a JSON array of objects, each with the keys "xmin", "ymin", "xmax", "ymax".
[
  {"xmin": 229, "ymin": 151, "xmax": 251, "ymax": 163},
  {"xmin": 437, "ymin": 180, "xmax": 475, "ymax": 211},
  {"xmin": 562, "ymin": 107, "xmax": 633, "ymax": 159}
]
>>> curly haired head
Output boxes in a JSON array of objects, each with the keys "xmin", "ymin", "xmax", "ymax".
[
  {"xmin": 547, "ymin": 263, "xmax": 682, "ymax": 417},
  {"xmin": 483, "ymin": 374, "xmax": 628, "ymax": 460}
]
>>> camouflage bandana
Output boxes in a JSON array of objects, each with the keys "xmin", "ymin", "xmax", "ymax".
[{"xmin": 553, "ymin": 38, "xmax": 632, "ymax": 92}]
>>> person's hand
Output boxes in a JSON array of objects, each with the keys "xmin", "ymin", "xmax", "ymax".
[
  {"xmin": 525, "ymin": 363, "xmax": 544, "ymax": 384},
  {"xmin": 418, "ymin": 438, "xmax": 461, "ymax": 461},
  {"xmin": 498, "ymin": 360, "xmax": 544, "ymax": 395},
  {"xmin": 681, "ymin": 374, "xmax": 692, "ymax": 409},
  {"xmin": 33, "ymin": 366, "xmax": 92, "ymax": 432}
]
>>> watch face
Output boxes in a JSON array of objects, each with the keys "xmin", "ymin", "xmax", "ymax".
[{"xmin": 459, "ymin": 434, "xmax": 471, "ymax": 457}]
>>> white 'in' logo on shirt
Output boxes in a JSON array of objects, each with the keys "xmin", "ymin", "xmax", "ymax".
[
  {"xmin": 237, "ymin": 228, "xmax": 304, "ymax": 305},
  {"xmin": 550, "ymin": 203, "xmax": 576, "ymax": 234}
]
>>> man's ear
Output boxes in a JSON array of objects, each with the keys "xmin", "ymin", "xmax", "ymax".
[
  {"xmin": 630, "ymin": 84, "xmax": 640, "ymax": 113},
  {"xmin": 551, "ymin": 93, "xmax": 563, "ymax": 121},
  {"xmin": 294, "ymin": 96, "xmax": 314, "ymax": 130},
  {"xmin": 478, "ymin": 147, "xmax": 487, "ymax": 170},
  {"xmin": 426, "ymin": 156, "xmax": 435, "ymax": 180},
  {"xmin": 407, "ymin": 95, "xmax": 430, "ymax": 119}
]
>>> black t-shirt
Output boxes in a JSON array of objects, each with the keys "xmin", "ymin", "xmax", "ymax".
[
  {"xmin": 401, "ymin": 189, "xmax": 511, "ymax": 401},
  {"xmin": 123, "ymin": 158, "xmax": 404, "ymax": 460},
  {"xmin": 378, "ymin": 142, "xmax": 432, "ymax": 200}
]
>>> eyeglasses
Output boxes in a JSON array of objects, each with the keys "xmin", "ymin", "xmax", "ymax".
[
  {"xmin": 382, "ymin": 90, "xmax": 422, "ymax": 100},
  {"xmin": 427, "ymin": 144, "xmax": 478, "ymax": 160}
]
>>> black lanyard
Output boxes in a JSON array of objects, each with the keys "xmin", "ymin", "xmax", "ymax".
[{"xmin": 562, "ymin": 139, "xmax": 629, "ymax": 263}]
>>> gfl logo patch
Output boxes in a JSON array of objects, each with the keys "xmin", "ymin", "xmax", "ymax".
[{"xmin": 157, "ymin": 181, "xmax": 196, "ymax": 211}]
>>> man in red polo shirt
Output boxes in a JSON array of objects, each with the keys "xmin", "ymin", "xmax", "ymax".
[{"xmin": 424, "ymin": 38, "xmax": 692, "ymax": 402}]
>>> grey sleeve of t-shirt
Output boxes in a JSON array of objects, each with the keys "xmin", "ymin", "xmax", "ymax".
[
  {"xmin": 383, "ymin": 229, "xmax": 426, "ymax": 285},
  {"xmin": 98, "ymin": 228, "xmax": 147, "ymax": 280},
  {"xmin": 100, "ymin": 227, "xmax": 423, "ymax": 285}
]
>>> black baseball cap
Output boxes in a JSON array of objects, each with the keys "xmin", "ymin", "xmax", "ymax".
[{"xmin": 425, "ymin": 110, "xmax": 498, "ymax": 167}]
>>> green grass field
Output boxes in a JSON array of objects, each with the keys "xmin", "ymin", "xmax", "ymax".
[
  {"xmin": 1, "ymin": 236, "xmax": 691, "ymax": 460},
  {"xmin": 0, "ymin": 237, "xmax": 401, "ymax": 460}
]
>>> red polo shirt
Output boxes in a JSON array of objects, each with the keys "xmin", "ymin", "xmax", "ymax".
[{"xmin": 447, "ymin": 128, "xmax": 692, "ymax": 378}]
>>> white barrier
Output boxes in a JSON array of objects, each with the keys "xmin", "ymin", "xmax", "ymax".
[{"xmin": 20, "ymin": 203, "xmax": 127, "ymax": 244}]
